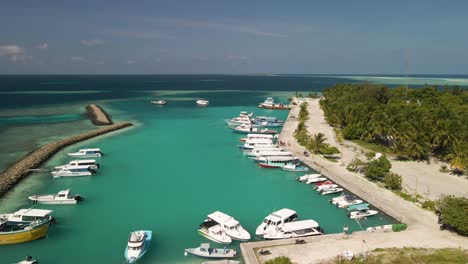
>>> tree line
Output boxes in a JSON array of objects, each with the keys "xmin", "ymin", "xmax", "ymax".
[{"xmin": 320, "ymin": 83, "xmax": 468, "ymax": 173}]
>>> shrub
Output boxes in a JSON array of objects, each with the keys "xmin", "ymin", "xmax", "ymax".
[
  {"xmin": 392, "ymin": 223, "xmax": 408, "ymax": 232},
  {"xmin": 365, "ymin": 156, "xmax": 391, "ymax": 181},
  {"xmin": 265, "ymin": 256, "xmax": 293, "ymax": 264},
  {"xmin": 383, "ymin": 173, "xmax": 402, "ymax": 190},
  {"xmin": 422, "ymin": 200, "xmax": 436, "ymax": 211},
  {"xmin": 436, "ymin": 195, "xmax": 468, "ymax": 236}
]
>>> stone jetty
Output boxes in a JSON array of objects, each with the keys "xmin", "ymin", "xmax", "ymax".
[
  {"xmin": 0, "ymin": 122, "xmax": 132, "ymax": 197},
  {"xmin": 86, "ymin": 104, "xmax": 113, "ymax": 125}
]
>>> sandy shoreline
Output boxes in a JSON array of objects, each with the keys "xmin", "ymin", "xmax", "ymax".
[{"xmin": 241, "ymin": 98, "xmax": 467, "ymax": 264}]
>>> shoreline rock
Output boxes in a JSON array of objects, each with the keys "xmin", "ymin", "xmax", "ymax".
[
  {"xmin": 86, "ymin": 104, "xmax": 113, "ymax": 125},
  {"xmin": 0, "ymin": 122, "xmax": 132, "ymax": 198}
]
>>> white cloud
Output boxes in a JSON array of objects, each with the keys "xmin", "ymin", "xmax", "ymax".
[
  {"xmin": 81, "ymin": 39, "xmax": 105, "ymax": 46},
  {"xmin": 71, "ymin": 56, "xmax": 87, "ymax": 63},
  {"xmin": 37, "ymin": 43, "xmax": 48, "ymax": 49},
  {"xmin": 0, "ymin": 45, "xmax": 28, "ymax": 62}
]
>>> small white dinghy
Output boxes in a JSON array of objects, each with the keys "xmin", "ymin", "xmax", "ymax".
[
  {"xmin": 67, "ymin": 148, "xmax": 103, "ymax": 158},
  {"xmin": 281, "ymin": 164, "xmax": 309, "ymax": 172},
  {"xmin": 315, "ymin": 184, "xmax": 338, "ymax": 192},
  {"xmin": 321, "ymin": 188, "xmax": 344, "ymax": 195},
  {"xmin": 17, "ymin": 256, "xmax": 38, "ymax": 264},
  {"xmin": 29, "ymin": 189, "xmax": 83, "ymax": 205},
  {"xmin": 196, "ymin": 100, "xmax": 210, "ymax": 106},
  {"xmin": 305, "ymin": 177, "xmax": 327, "ymax": 184},
  {"xmin": 151, "ymin": 100, "xmax": 167, "ymax": 105},
  {"xmin": 185, "ymin": 243, "xmax": 236, "ymax": 258},
  {"xmin": 296, "ymin": 173, "xmax": 321, "ymax": 182}
]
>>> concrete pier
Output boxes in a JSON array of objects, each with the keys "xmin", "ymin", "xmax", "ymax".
[{"xmin": 0, "ymin": 122, "xmax": 132, "ymax": 197}]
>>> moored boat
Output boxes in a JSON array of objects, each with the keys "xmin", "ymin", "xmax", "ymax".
[
  {"xmin": 198, "ymin": 220, "xmax": 232, "ymax": 244},
  {"xmin": 257, "ymin": 156, "xmax": 300, "ymax": 168},
  {"xmin": 248, "ymin": 151, "xmax": 293, "ymax": 161},
  {"xmin": 205, "ymin": 211, "xmax": 250, "ymax": 241},
  {"xmin": 347, "ymin": 205, "xmax": 378, "ymax": 219},
  {"xmin": 257, "ymin": 97, "xmax": 290, "ymax": 110},
  {"xmin": 305, "ymin": 177, "xmax": 327, "ymax": 184},
  {"xmin": 224, "ymin": 112, "xmax": 253, "ymax": 126},
  {"xmin": 334, "ymin": 195, "xmax": 364, "ymax": 208},
  {"xmin": 252, "ymin": 116, "xmax": 284, "ymax": 127},
  {"xmin": 51, "ymin": 165, "xmax": 95, "ymax": 178},
  {"xmin": 0, "ymin": 218, "xmax": 52, "ymax": 245},
  {"xmin": 202, "ymin": 260, "xmax": 240, "ymax": 264},
  {"xmin": 67, "ymin": 148, "xmax": 103, "ymax": 158},
  {"xmin": 321, "ymin": 188, "xmax": 344, "ymax": 195},
  {"xmin": 231, "ymin": 124, "xmax": 276, "ymax": 134},
  {"xmin": 28, "ymin": 189, "xmax": 83, "ymax": 205},
  {"xmin": 296, "ymin": 174, "xmax": 321, "ymax": 182},
  {"xmin": 124, "ymin": 230, "xmax": 152, "ymax": 264},
  {"xmin": 55, "ymin": 159, "xmax": 99, "ymax": 170},
  {"xmin": 0, "ymin": 209, "xmax": 53, "ymax": 225},
  {"xmin": 151, "ymin": 100, "xmax": 167, "ymax": 105},
  {"xmin": 315, "ymin": 184, "xmax": 338, "ymax": 192},
  {"xmin": 240, "ymin": 133, "xmax": 275, "ymax": 142},
  {"xmin": 263, "ymin": 220, "xmax": 322, "ymax": 240},
  {"xmin": 185, "ymin": 243, "xmax": 236, "ymax": 258},
  {"xmin": 239, "ymin": 138, "xmax": 275, "ymax": 150},
  {"xmin": 255, "ymin": 208, "xmax": 297, "ymax": 236},
  {"xmin": 196, "ymin": 100, "xmax": 209, "ymax": 106},
  {"xmin": 281, "ymin": 164, "xmax": 309, "ymax": 172}
]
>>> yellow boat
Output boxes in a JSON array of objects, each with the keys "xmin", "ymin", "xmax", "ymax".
[{"xmin": 0, "ymin": 219, "xmax": 51, "ymax": 245}]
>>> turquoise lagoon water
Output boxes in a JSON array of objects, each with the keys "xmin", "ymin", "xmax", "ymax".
[{"xmin": 0, "ymin": 91, "xmax": 397, "ymax": 264}]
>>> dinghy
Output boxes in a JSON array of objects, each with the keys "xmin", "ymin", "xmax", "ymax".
[
  {"xmin": 281, "ymin": 164, "xmax": 309, "ymax": 172},
  {"xmin": 296, "ymin": 174, "xmax": 321, "ymax": 182},
  {"xmin": 29, "ymin": 189, "xmax": 83, "ymax": 204},
  {"xmin": 185, "ymin": 243, "xmax": 236, "ymax": 258}
]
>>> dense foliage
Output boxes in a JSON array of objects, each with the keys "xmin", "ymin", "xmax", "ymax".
[
  {"xmin": 365, "ymin": 156, "xmax": 392, "ymax": 180},
  {"xmin": 264, "ymin": 256, "xmax": 293, "ymax": 264},
  {"xmin": 383, "ymin": 172, "xmax": 403, "ymax": 190},
  {"xmin": 320, "ymin": 84, "xmax": 468, "ymax": 173},
  {"xmin": 436, "ymin": 195, "xmax": 468, "ymax": 236},
  {"xmin": 294, "ymin": 102, "xmax": 340, "ymax": 156}
]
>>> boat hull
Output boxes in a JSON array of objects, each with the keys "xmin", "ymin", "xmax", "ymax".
[
  {"xmin": 198, "ymin": 229, "xmax": 231, "ymax": 245},
  {"xmin": 29, "ymin": 197, "xmax": 78, "ymax": 205},
  {"xmin": 0, "ymin": 221, "xmax": 50, "ymax": 245},
  {"xmin": 124, "ymin": 230, "xmax": 152, "ymax": 263},
  {"xmin": 67, "ymin": 153, "xmax": 101, "ymax": 158}
]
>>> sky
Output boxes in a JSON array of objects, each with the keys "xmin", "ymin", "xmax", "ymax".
[{"xmin": 1, "ymin": 0, "xmax": 468, "ymax": 74}]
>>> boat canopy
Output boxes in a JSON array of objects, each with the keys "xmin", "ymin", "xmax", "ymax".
[
  {"xmin": 14, "ymin": 209, "xmax": 53, "ymax": 217},
  {"xmin": 57, "ymin": 189, "xmax": 70, "ymax": 196},
  {"xmin": 267, "ymin": 208, "xmax": 297, "ymax": 222},
  {"xmin": 81, "ymin": 148, "xmax": 100, "ymax": 152},
  {"xmin": 281, "ymin": 220, "xmax": 319, "ymax": 231},
  {"xmin": 208, "ymin": 211, "xmax": 239, "ymax": 228},
  {"xmin": 347, "ymin": 204, "xmax": 369, "ymax": 211}
]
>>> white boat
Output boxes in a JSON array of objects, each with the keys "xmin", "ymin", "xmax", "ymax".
[
  {"xmin": 205, "ymin": 211, "xmax": 250, "ymax": 241},
  {"xmin": 231, "ymin": 124, "xmax": 277, "ymax": 134},
  {"xmin": 239, "ymin": 138, "xmax": 274, "ymax": 150},
  {"xmin": 29, "ymin": 189, "xmax": 83, "ymax": 205},
  {"xmin": 263, "ymin": 220, "xmax": 322, "ymax": 240},
  {"xmin": 296, "ymin": 174, "xmax": 321, "ymax": 182},
  {"xmin": 124, "ymin": 230, "xmax": 152, "ymax": 263},
  {"xmin": 196, "ymin": 100, "xmax": 209, "ymax": 106},
  {"xmin": 258, "ymin": 97, "xmax": 275, "ymax": 108},
  {"xmin": 224, "ymin": 112, "xmax": 253, "ymax": 126},
  {"xmin": 315, "ymin": 184, "xmax": 339, "ymax": 192},
  {"xmin": 185, "ymin": 243, "xmax": 237, "ymax": 258},
  {"xmin": 244, "ymin": 146, "xmax": 283, "ymax": 156},
  {"xmin": 0, "ymin": 209, "xmax": 53, "ymax": 224},
  {"xmin": 348, "ymin": 207, "xmax": 378, "ymax": 219},
  {"xmin": 255, "ymin": 208, "xmax": 298, "ymax": 236},
  {"xmin": 17, "ymin": 256, "xmax": 38, "ymax": 264},
  {"xmin": 151, "ymin": 100, "xmax": 167, "ymax": 105},
  {"xmin": 51, "ymin": 165, "xmax": 94, "ymax": 178},
  {"xmin": 55, "ymin": 159, "xmax": 99, "ymax": 170},
  {"xmin": 257, "ymin": 156, "xmax": 300, "ymax": 169},
  {"xmin": 198, "ymin": 220, "xmax": 232, "ymax": 244},
  {"xmin": 240, "ymin": 133, "xmax": 274, "ymax": 142},
  {"xmin": 334, "ymin": 195, "xmax": 364, "ymax": 208},
  {"xmin": 249, "ymin": 151, "xmax": 293, "ymax": 161},
  {"xmin": 67, "ymin": 148, "xmax": 103, "ymax": 158},
  {"xmin": 305, "ymin": 177, "xmax": 327, "ymax": 184},
  {"xmin": 321, "ymin": 188, "xmax": 344, "ymax": 195},
  {"xmin": 281, "ymin": 164, "xmax": 309, "ymax": 172}
]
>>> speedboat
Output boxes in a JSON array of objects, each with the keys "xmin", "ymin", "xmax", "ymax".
[
  {"xmin": 231, "ymin": 124, "xmax": 277, "ymax": 134},
  {"xmin": 198, "ymin": 220, "xmax": 232, "ymax": 244},
  {"xmin": 347, "ymin": 205, "xmax": 378, "ymax": 219},
  {"xmin": 204, "ymin": 211, "xmax": 250, "ymax": 241},
  {"xmin": 67, "ymin": 148, "xmax": 103, "ymax": 158},
  {"xmin": 185, "ymin": 243, "xmax": 236, "ymax": 258},
  {"xmin": 255, "ymin": 208, "xmax": 297, "ymax": 236},
  {"xmin": 257, "ymin": 156, "xmax": 300, "ymax": 168},
  {"xmin": 281, "ymin": 164, "xmax": 309, "ymax": 172},
  {"xmin": 151, "ymin": 100, "xmax": 167, "ymax": 105},
  {"xmin": 17, "ymin": 256, "xmax": 39, "ymax": 264},
  {"xmin": 333, "ymin": 195, "xmax": 363, "ymax": 208},
  {"xmin": 29, "ymin": 189, "xmax": 83, "ymax": 205},
  {"xmin": 315, "ymin": 184, "xmax": 339, "ymax": 192},
  {"xmin": 321, "ymin": 188, "xmax": 344, "ymax": 195},
  {"xmin": 51, "ymin": 165, "xmax": 95, "ymax": 178},
  {"xmin": 252, "ymin": 116, "xmax": 284, "ymax": 127},
  {"xmin": 224, "ymin": 112, "xmax": 253, "ymax": 126},
  {"xmin": 314, "ymin": 180, "xmax": 334, "ymax": 187},
  {"xmin": 263, "ymin": 220, "xmax": 322, "ymax": 240},
  {"xmin": 55, "ymin": 159, "xmax": 99, "ymax": 170},
  {"xmin": 0, "ymin": 209, "xmax": 54, "ymax": 225},
  {"xmin": 196, "ymin": 100, "xmax": 209, "ymax": 106},
  {"xmin": 124, "ymin": 230, "xmax": 152, "ymax": 263},
  {"xmin": 257, "ymin": 97, "xmax": 290, "ymax": 110},
  {"xmin": 305, "ymin": 177, "xmax": 327, "ymax": 184},
  {"xmin": 296, "ymin": 174, "xmax": 322, "ymax": 182}
]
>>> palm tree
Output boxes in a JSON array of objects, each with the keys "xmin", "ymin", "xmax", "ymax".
[
  {"xmin": 445, "ymin": 139, "xmax": 467, "ymax": 173},
  {"xmin": 308, "ymin": 133, "xmax": 327, "ymax": 154}
]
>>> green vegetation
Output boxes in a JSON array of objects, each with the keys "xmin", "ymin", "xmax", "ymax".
[
  {"xmin": 320, "ymin": 84, "xmax": 468, "ymax": 174},
  {"xmin": 383, "ymin": 173, "xmax": 403, "ymax": 190},
  {"xmin": 322, "ymin": 247, "xmax": 468, "ymax": 264},
  {"xmin": 436, "ymin": 195, "xmax": 468, "ymax": 236},
  {"xmin": 392, "ymin": 223, "xmax": 408, "ymax": 232},
  {"xmin": 422, "ymin": 200, "xmax": 436, "ymax": 211},
  {"xmin": 264, "ymin": 256, "xmax": 293, "ymax": 264},
  {"xmin": 365, "ymin": 156, "xmax": 392, "ymax": 181},
  {"xmin": 294, "ymin": 102, "xmax": 340, "ymax": 157}
]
